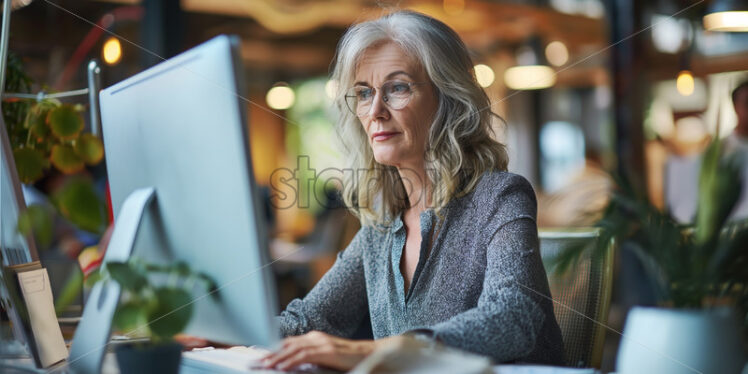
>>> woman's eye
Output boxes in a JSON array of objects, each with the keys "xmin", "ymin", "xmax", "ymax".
[
  {"xmin": 358, "ymin": 88, "xmax": 374, "ymax": 100},
  {"xmin": 389, "ymin": 83, "xmax": 409, "ymax": 94}
]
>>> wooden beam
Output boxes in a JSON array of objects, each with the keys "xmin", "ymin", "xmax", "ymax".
[
  {"xmin": 175, "ymin": 0, "xmax": 606, "ymax": 48},
  {"xmin": 181, "ymin": 0, "xmax": 366, "ymax": 35},
  {"xmin": 555, "ymin": 67, "xmax": 610, "ymax": 87},
  {"xmin": 692, "ymin": 53, "xmax": 748, "ymax": 76},
  {"xmin": 408, "ymin": 0, "xmax": 606, "ymax": 47}
]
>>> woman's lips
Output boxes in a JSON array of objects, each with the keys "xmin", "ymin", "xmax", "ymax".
[{"xmin": 372, "ymin": 131, "xmax": 400, "ymax": 142}]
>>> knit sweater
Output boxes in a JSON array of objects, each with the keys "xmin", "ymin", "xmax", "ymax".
[{"xmin": 278, "ymin": 171, "xmax": 565, "ymax": 364}]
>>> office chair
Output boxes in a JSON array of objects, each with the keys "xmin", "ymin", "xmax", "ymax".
[{"xmin": 539, "ymin": 228, "xmax": 615, "ymax": 368}]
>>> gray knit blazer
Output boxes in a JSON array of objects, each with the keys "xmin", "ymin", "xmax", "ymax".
[{"xmin": 278, "ymin": 171, "xmax": 565, "ymax": 364}]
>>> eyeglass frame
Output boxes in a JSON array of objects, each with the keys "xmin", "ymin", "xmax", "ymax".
[{"xmin": 344, "ymin": 80, "xmax": 428, "ymax": 117}]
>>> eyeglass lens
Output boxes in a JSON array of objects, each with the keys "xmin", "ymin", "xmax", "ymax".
[{"xmin": 346, "ymin": 81, "xmax": 414, "ymax": 116}]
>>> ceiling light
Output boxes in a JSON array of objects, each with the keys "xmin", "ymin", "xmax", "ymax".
[
  {"xmin": 704, "ymin": 0, "xmax": 748, "ymax": 32},
  {"xmin": 704, "ymin": 11, "xmax": 748, "ymax": 32},
  {"xmin": 504, "ymin": 65, "xmax": 556, "ymax": 90}
]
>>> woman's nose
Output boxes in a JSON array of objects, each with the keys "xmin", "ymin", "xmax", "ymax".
[{"xmin": 368, "ymin": 90, "xmax": 390, "ymax": 120}]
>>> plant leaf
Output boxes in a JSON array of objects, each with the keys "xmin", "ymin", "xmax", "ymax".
[
  {"xmin": 73, "ymin": 134, "xmax": 104, "ymax": 165},
  {"xmin": 52, "ymin": 177, "xmax": 107, "ymax": 233},
  {"xmin": 147, "ymin": 287, "xmax": 192, "ymax": 340},
  {"xmin": 114, "ymin": 301, "xmax": 149, "ymax": 335},
  {"xmin": 23, "ymin": 100, "xmax": 55, "ymax": 129},
  {"xmin": 197, "ymin": 274, "xmax": 220, "ymax": 301},
  {"xmin": 54, "ymin": 268, "xmax": 83, "ymax": 316},
  {"xmin": 17, "ymin": 204, "xmax": 54, "ymax": 248},
  {"xmin": 173, "ymin": 262, "xmax": 190, "ymax": 277},
  {"xmin": 29, "ymin": 120, "xmax": 51, "ymax": 142},
  {"xmin": 695, "ymin": 140, "xmax": 742, "ymax": 245},
  {"xmin": 107, "ymin": 262, "xmax": 148, "ymax": 292},
  {"xmin": 47, "ymin": 105, "xmax": 83, "ymax": 140},
  {"xmin": 84, "ymin": 267, "xmax": 103, "ymax": 288},
  {"xmin": 50, "ymin": 144, "xmax": 85, "ymax": 174},
  {"xmin": 13, "ymin": 147, "xmax": 49, "ymax": 184},
  {"xmin": 27, "ymin": 104, "xmax": 52, "ymax": 139}
]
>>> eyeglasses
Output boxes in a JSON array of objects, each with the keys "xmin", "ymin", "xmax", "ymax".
[{"xmin": 344, "ymin": 80, "xmax": 426, "ymax": 117}]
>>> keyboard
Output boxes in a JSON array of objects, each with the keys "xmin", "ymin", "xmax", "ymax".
[{"xmin": 180, "ymin": 346, "xmax": 339, "ymax": 374}]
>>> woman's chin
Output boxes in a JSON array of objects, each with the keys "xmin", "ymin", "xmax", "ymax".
[{"xmin": 372, "ymin": 153, "xmax": 401, "ymax": 167}]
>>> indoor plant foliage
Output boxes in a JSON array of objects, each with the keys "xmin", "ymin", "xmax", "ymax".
[
  {"xmin": 91, "ymin": 258, "xmax": 218, "ymax": 373},
  {"xmin": 551, "ymin": 138, "xmax": 747, "ymax": 372},
  {"xmin": 94, "ymin": 258, "xmax": 218, "ymax": 341},
  {"xmin": 552, "ymin": 138, "xmax": 747, "ymax": 317},
  {"xmin": 13, "ymin": 100, "xmax": 108, "ymax": 240},
  {"xmin": 2, "ymin": 52, "xmax": 107, "ymax": 243},
  {"xmin": 13, "ymin": 99, "xmax": 104, "ymax": 182}
]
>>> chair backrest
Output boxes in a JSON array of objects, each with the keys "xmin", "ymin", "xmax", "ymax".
[{"xmin": 539, "ymin": 228, "xmax": 614, "ymax": 368}]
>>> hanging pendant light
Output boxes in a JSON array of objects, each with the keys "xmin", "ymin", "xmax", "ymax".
[
  {"xmin": 504, "ymin": 37, "xmax": 557, "ymax": 91},
  {"xmin": 703, "ymin": 0, "xmax": 748, "ymax": 32}
]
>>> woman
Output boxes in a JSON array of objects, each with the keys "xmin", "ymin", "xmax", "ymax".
[{"xmin": 263, "ymin": 10, "xmax": 564, "ymax": 371}]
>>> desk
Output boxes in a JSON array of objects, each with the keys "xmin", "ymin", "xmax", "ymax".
[
  {"xmin": 2, "ymin": 356, "xmax": 605, "ymax": 374},
  {"xmin": 0, "ymin": 352, "xmax": 120, "ymax": 373},
  {"xmin": 2, "ymin": 340, "xmax": 604, "ymax": 374}
]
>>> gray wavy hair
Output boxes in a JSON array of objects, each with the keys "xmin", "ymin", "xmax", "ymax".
[{"xmin": 331, "ymin": 10, "xmax": 508, "ymax": 226}]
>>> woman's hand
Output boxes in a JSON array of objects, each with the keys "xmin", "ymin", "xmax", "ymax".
[{"xmin": 261, "ymin": 331, "xmax": 377, "ymax": 371}]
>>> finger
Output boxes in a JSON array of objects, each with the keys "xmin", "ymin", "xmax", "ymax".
[
  {"xmin": 280, "ymin": 335, "xmax": 308, "ymax": 349},
  {"xmin": 263, "ymin": 344, "xmax": 303, "ymax": 368},
  {"xmin": 276, "ymin": 347, "xmax": 321, "ymax": 370},
  {"xmin": 263, "ymin": 332, "xmax": 324, "ymax": 368},
  {"xmin": 264, "ymin": 332, "xmax": 319, "ymax": 356}
]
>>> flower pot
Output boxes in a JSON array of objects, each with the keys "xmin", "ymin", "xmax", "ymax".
[
  {"xmin": 115, "ymin": 341, "xmax": 183, "ymax": 374},
  {"xmin": 616, "ymin": 306, "xmax": 746, "ymax": 374}
]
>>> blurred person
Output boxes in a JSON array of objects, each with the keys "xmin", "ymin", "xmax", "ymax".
[
  {"xmin": 537, "ymin": 149, "xmax": 613, "ymax": 227},
  {"xmin": 661, "ymin": 83, "xmax": 748, "ymax": 223},
  {"xmin": 263, "ymin": 11, "xmax": 564, "ymax": 371},
  {"xmin": 725, "ymin": 80, "xmax": 748, "ymax": 154},
  {"xmin": 723, "ymin": 80, "xmax": 748, "ymax": 219}
]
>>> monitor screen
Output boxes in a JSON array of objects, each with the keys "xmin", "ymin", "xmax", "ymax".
[
  {"xmin": 98, "ymin": 35, "xmax": 279, "ymax": 347},
  {"xmin": 0, "ymin": 118, "xmax": 38, "ymax": 266}
]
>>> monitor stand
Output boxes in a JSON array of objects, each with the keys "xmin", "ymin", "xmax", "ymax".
[{"xmin": 68, "ymin": 187, "xmax": 155, "ymax": 374}]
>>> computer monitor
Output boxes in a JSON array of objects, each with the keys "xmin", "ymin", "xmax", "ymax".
[
  {"xmin": 0, "ymin": 116, "xmax": 38, "ymax": 266},
  {"xmin": 69, "ymin": 35, "xmax": 279, "ymax": 372}
]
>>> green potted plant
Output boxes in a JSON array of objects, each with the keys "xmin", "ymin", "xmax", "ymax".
[
  {"xmin": 3, "ymin": 53, "xmax": 106, "ymax": 232},
  {"xmin": 3, "ymin": 52, "xmax": 108, "ymax": 315},
  {"xmin": 89, "ymin": 258, "xmax": 217, "ymax": 374},
  {"xmin": 550, "ymin": 138, "xmax": 748, "ymax": 373}
]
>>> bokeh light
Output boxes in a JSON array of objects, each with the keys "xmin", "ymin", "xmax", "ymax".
[
  {"xmin": 266, "ymin": 85, "xmax": 296, "ymax": 110},
  {"xmin": 102, "ymin": 37, "xmax": 122, "ymax": 65},
  {"xmin": 474, "ymin": 64, "xmax": 495, "ymax": 87}
]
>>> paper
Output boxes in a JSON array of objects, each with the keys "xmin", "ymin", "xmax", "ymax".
[
  {"xmin": 1, "ymin": 260, "xmax": 44, "ymax": 365},
  {"xmin": 17, "ymin": 268, "xmax": 69, "ymax": 367}
]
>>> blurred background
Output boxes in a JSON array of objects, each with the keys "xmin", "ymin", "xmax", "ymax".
[{"xmin": 3, "ymin": 0, "xmax": 748, "ymax": 370}]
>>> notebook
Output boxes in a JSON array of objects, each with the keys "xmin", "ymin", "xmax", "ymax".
[{"xmin": 2, "ymin": 261, "xmax": 68, "ymax": 368}]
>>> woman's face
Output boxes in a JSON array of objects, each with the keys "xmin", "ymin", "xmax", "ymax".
[{"xmin": 353, "ymin": 41, "xmax": 438, "ymax": 169}]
